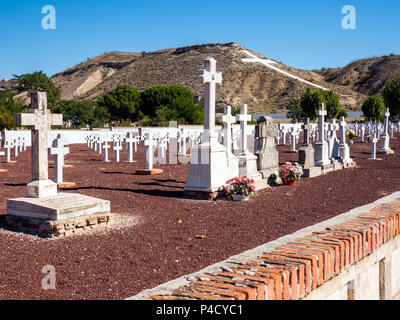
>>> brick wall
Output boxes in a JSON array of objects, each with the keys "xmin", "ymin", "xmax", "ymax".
[{"xmin": 129, "ymin": 193, "xmax": 400, "ymax": 300}]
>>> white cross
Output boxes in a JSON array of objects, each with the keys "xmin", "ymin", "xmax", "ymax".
[
  {"xmin": 236, "ymin": 104, "xmax": 252, "ymax": 154},
  {"xmin": 125, "ymin": 132, "xmax": 136, "ymax": 162},
  {"xmin": 113, "ymin": 141, "xmax": 122, "ymax": 162},
  {"xmin": 241, "ymin": 50, "xmax": 328, "ymax": 91},
  {"xmin": 144, "ymin": 134, "xmax": 158, "ymax": 170},
  {"xmin": 49, "ymin": 136, "xmax": 70, "ymax": 183},
  {"xmin": 198, "ymin": 57, "xmax": 222, "ymax": 137},
  {"xmin": 218, "ymin": 105, "xmax": 236, "ymax": 156},
  {"xmin": 103, "ymin": 142, "xmax": 111, "ymax": 162}
]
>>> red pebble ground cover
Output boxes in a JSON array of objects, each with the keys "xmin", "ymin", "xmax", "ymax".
[{"xmin": 0, "ymin": 133, "xmax": 399, "ymax": 299}]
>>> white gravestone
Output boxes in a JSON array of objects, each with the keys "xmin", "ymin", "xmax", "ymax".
[
  {"xmin": 379, "ymin": 108, "xmax": 394, "ymax": 154},
  {"xmin": 14, "ymin": 92, "xmax": 63, "ymax": 198},
  {"xmin": 184, "ymin": 58, "xmax": 232, "ymax": 198},
  {"xmin": 217, "ymin": 105, "xmax": 239, "ymax": 177},
  {"xmin": 236, "ymin": 104, "xmax": 262, "ymax": 180},
  {"xmin": 314, "ymin": 103, "xmax": 331, "ymax": 168}
]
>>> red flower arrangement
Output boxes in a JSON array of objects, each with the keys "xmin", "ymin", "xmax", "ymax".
[{"xmin": 223, "ymin": 176, "xmax": 256, "ymax": 198}]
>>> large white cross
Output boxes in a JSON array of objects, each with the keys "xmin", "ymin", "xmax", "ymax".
[
  {"xmin": 14, "ymin": 92, "xmax": 63, "ymax": 181},
  {"xmin": 241, "ymin": 50, "xmax": 328, "ymax": 91},
  {"xmin": 198, "ymin": 57, "xmax": 222, "ymax": 137}
]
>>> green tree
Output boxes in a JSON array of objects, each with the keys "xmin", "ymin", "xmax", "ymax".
[
  {"xmin": 383, "ymin": 73, "xmax": 400, "ymax": 117},
  {"xmin": 361, "ymin": 95, "xmax": 385, "ymax": 121},
  {"xmin": 323, "ymin": 90, "xmax": 341, "ymax": 119},
  {"xmin": 286, "ymin": 96, "xmax": 303, "ymax": 123},
  {"xmin": 140, "ymin": 84, "xmax": 203, "ymax": 126},
  {"xmin": 97, "ymin": 85, "xmax": 142, "ymax": 123},
  {"xmin": 300, "ymin": 87, "xmax": 341, "ymax": 120},
  {"xmin": 0, "ymin": 90, "xmax": 25, "ymax": 130},
  {"xmin": 300, "ymin": 87, "xmax": 325, "ymax": 120},
  {"xmin": 13, "ymin": 71, "xmax": 61, "ymax": 106},
  {"xmin": 51, "ymin": 100, "xmax": 108, "ymax": 128}
]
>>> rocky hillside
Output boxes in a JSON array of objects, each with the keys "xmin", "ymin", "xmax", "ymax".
[
  {"xmin": 316, "ymin": 54, "xmax": 400, "ymax": 97},
  {"xmin": 49, "ymin": 42, "xmax": 364, "ymax": 113}
]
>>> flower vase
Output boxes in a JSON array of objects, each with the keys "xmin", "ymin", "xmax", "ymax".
[
  {"xmin": 232, "ymin": 194, "xmax": 249, "ymax": 201},
  {"xmin": 349, "ymin": 139, "xmax": 354, "ymax": 145},
  {"xmin": 282, "ymin": 179, "xmax": 296, "ymax": 186}
]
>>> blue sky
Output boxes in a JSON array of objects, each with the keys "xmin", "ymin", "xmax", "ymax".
[{"xmin": 0, "ymin": 0, "xmax": 399, "ymax": 80}]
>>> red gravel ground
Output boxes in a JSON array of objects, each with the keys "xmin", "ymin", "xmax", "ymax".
[{"xmin": 0, "ymin": 133, "xmax": 399, "ymax": 300}]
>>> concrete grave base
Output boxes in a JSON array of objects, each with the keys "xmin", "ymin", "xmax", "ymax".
[
  {"xmin": 258, "ymin": 168, "xmax": 280, "ymax": 185},
  {"xmin": 3, "ymin": 212, "xmax": 111, "ymax": 238},
  {"xmin": 332, "ymin": 160, "xmax": 344, "ymax": 171},
  {"xmin": 135, "ymin": 169, "xmax": 164, "ymax": 175},
  {"xmin": 342, "ymin": 161, "xmax": 357, "ymax": 168},
  {"xmin": 302, "ymin": 166, "xmax": 322, "ymax": 178},
  {"xmin": 183, "ymin": 190, "xmax": 218, "ymax": 200},
  {"xmin": 320, "ymin": 163, "xmax": 334, "ymax": 175},
  {"xmin": 378, "ymin": 150, "xmax": 395, "ymax": 155},
  {"xmin": 7, "ymin": 192, "xmax": 110, "ymax": 221}
]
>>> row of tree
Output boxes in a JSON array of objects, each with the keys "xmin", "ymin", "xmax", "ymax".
[
  {"xmin": 287, "ymin": 73, "xmax": 400, "ymax": 123},
  {"xmin": 361, "ymin": 74, "xmax": 400, "ymax": 121},
  {"xmin": 286, "ymin": 87, "xmax": 347, "ymax": 123},
  {"xmin": 2, "ymin": 70, "xmax": 400, "ymax": 130},
  {"xmin": 0, "ymin": 71, "xmax": 204, "ymax": 129}
]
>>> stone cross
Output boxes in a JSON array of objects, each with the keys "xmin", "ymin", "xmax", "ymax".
[
  {"xmin": 371, "ymin": 131, "xmax": 378, "ymax": 160},
  {"xmin": 218, "ymin": 105, "xmax": 236, "ymax": 156},
  {"xmin": 49, "ymin": 135, "xmax": 70, "ymax": 184},
  {"xmin": 4, "ymin": 140, "xmax": 12, "ymax": 162},
  {"xmin": 144, "ymin": 134, "xmax": 157, "ymax": 170},
  {"xmin": 103, "ymin": 142, "xmax": 111, "ymax": 162},
  {"xmin": 14, "ymin": 92, "xmax": 63, "ymax": 198},
  {"xmin": 290, "ymin": 127, "xmax": 297, "ymax": 152},
  {"xmin": 302, "ymin": 118, "xmax": 312, "ymax": 145},
  {"xmin": 125, "ymin": 132, "xmax": 136, "ymax": 162},
  {"xmin": 13, "ymin": 139, "xmax": 18, "ymax": 157},
  {"xmin": 379, "ymin": 108, "xmax": 394, "ymax": 154},
  {"xmin": 158, "ymin": 138, "xmax": 168, "ymax": 159},
  {"xmin": 113, "ymin": 141, "xmax": 122, "ymax": 163},
  {"xmin": 236, "ymin": 104, "xmax": 252, "ymax": 154},
  {"xmin": 198, "ymin": 57, "xmax": 222, "ymax": 139},
  {"xmin": 317, "ymin": 103, "xmax": 327, "ymax": 143}
]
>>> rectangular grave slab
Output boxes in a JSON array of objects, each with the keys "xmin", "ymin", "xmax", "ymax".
[{"xmin": 7, "ymin": 193, "xmax": 110, "ymax": 221}]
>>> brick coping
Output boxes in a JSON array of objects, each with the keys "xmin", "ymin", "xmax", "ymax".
[{"xmin": 127, "ymin": 191, "xmax": 400, "ymax": 300}]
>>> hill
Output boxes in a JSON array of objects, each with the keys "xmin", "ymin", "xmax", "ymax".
[
  {"xmin": 49, "ymin": 42, "xmax": 364, "ymax": 113},
  {"xmin": 316, "ymin": 53, "xmax": 400, "ymax": 97}
]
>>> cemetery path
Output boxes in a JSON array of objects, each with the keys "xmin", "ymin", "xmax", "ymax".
[{"xmin": 0, "ymin": 135, "xmax": 399, "ymax": 299}]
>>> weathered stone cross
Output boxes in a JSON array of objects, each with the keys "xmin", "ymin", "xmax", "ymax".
[
  {"xmin": 14, "ymin": 92, "xmax": 63, "ymax": 198},
  {"xmin": 302, "ymin": 118, "xmax": 312, "ymax": 145}
]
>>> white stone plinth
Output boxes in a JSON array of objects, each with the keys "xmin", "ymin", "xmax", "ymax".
[
  {"xmin": 26, "ymin": 179, "xmax": 57, "ymax": 198},
  {"xmin": 7, "ymin": 193, "xmax": 110, "ymax": 221}
]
